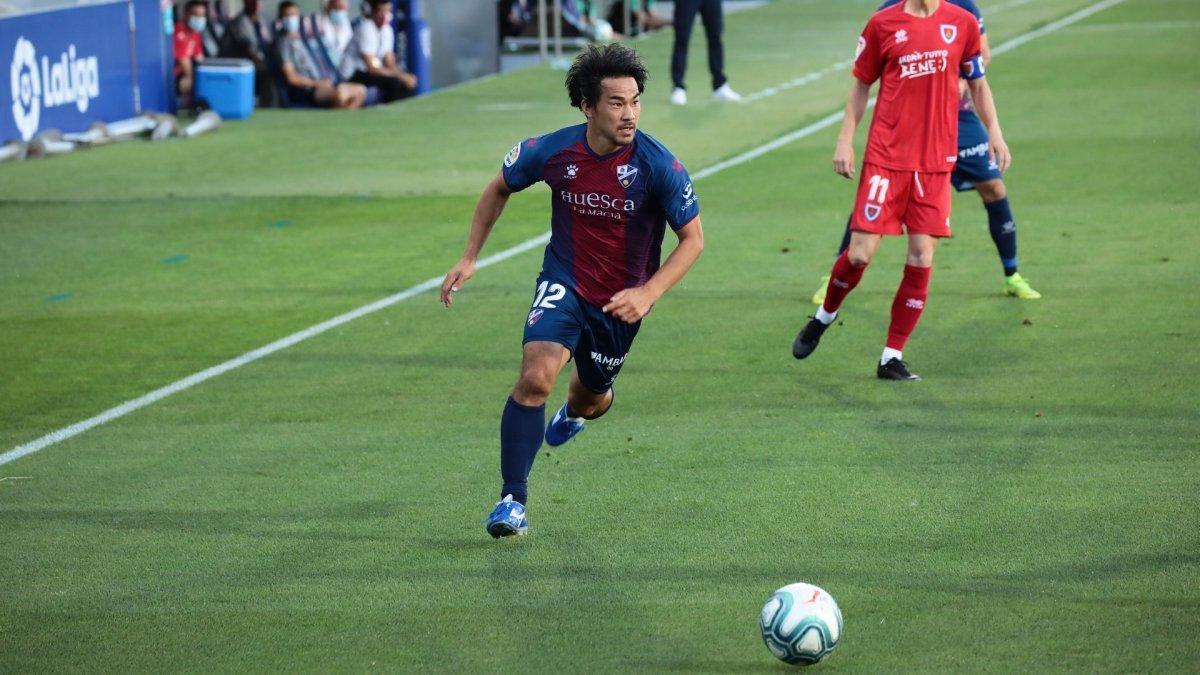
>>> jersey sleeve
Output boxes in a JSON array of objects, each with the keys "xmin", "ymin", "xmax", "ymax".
[
  {"xmin": 852, "ymin": 19, "xmax": 883, "ymax": 85},
  {"xmin": 356, "ymin": 22, "xmax": 380, "ymax": 58},
  {"xmin": 501, "ymin": 137, "xmax": 546, "ymax": 192},
  {"xmin": 652, "ymin": 157, "xmax": 700, "ymax": 231},
  {"xmin": 960, "ymin": 18, "xmax": 985, "ymax": 80}
]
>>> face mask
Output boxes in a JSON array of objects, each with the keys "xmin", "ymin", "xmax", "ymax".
[
  {"xmin": 329, "ymin": 9, "xmax": 349, "ymax": 24},
  {"xmin": 187, "ymin": 16, "xmax": 207, "ymax": 32},
  {"xmin": 283, "ymin": 15, "xmax": 300, "ymax": 33}
]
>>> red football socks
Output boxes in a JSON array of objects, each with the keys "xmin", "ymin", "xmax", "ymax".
[
  {"xmin": 886, "ymin": 264, "xmax": 932, "ymax": 351},
  {"xmin": 821, "ymin": 250, "xmax": 869, "ymax": 315}
]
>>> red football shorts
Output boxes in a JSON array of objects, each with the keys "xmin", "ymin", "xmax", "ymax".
[{"xmin": 850, "ymin": 164, "xmax": 952, "ymax": 237}]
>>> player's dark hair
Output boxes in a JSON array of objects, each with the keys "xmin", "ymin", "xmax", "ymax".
[
  {"xmin": 565, "ymin": 43, "xmax": 647, "ymax": 109},
  {"xmin": 277, "ymin": 0, "xmax": 296, "ymax": 13},
  {"xmin": 185, "ymin": 0, "xmax": 207, "ymax": 11},
  {"xmin": 366, "ymin": 0, "xmax": 389, "ymax": 10}
]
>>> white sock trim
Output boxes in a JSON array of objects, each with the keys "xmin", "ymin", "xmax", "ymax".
[
  {"xmin": 815, "ymin": 306, "xmax": 838, "ymax": 325},
  {"xmin": 881, "ymin": 347, "xmax": 903, "ymax": 365}
]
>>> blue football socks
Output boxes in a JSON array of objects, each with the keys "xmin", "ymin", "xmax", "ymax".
[
  {"xmin": 499, "ymin": 396, "xmax": 545, "ymax": 505},
  {"xmin": 836, "ymin": 214, "xmax": 852, "ymax": 257},
  {"xmin": 985, "ymin": 197, "xmax": 1019, "ymax": 276}
]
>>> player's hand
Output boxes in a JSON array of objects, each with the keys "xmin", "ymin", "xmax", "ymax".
[
  {"xmin": 989, "ymin": 133, "xmax": 1012, "ymax": 174},
  {"xmin": 833, "ymin": 140, "xmax": 855, "ymax": 179},
  {"xmin": 603, "ymin": 287, "xmax": 657, "ymax": 324},
  {"xmin": 440, "ymin": 258, "xmax": 476, "ymax": 307}
]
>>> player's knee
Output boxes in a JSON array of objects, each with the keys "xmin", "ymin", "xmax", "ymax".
[
  {"xmin": 906, "ymin": 250, "xmax": 935, "ymax": 267},
  {"xmin": 978, "ymin": 179, "xmax": 1006, "ymax": 202},
  {"xmin": 513, "ymin": 371, "xmax": 555, "ymax": 405},
  {"xmin": 847, "ymin": 250, "xmax": 873, "ymax": 268}
]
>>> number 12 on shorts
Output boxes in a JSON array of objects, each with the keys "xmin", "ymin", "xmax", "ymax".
[{"xmin": 533, "ymin": 281, "xmax": 566, "ymax": 309}]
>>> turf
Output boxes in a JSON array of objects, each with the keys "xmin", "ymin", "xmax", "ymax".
[{"xmin": 1, "ymin": 0, "xmax": 1198, "ymax": 671}]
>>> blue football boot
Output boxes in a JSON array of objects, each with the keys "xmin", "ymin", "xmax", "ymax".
[
  {"xmin": 544, "ymin": 403, "xmax": 586, "ymax": 447},
  {"xmin": 485, "ymin": 494, "xmax": 528, "ymax": 538}
]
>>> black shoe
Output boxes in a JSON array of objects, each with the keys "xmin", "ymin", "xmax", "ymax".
[
  {"xmin": 792, "ymin": 316, "xmax": 832, "ymax": 360},
  {"xmin": 877, "ymin": 357, "xmax": 921, "ymax": 381}
]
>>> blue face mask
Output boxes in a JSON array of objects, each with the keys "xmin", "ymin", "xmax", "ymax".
[
  {"xmin": 282, "ymin": 15, "xmax": 300, "ymax": 33},
  {"xmin": 329, "ymin": 9, "xmax": 349, "ymax": 25},
  {"xmin": 187, "ymin": 15, "xmax": 207, "ymax": 32}
]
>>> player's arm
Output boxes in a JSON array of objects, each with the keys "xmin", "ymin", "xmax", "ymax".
[
  {"xmin": 280, "ymin": 61, "xmax": 317, "ymax": 89},
  {"xmin": 832, "ymin": 79, "xmax": 871, "ymax": 179},
  {"xmin": 966, "ymin": 76, "xmax": 1011, "ymax": 173},
  {"xmin": 980, "ymin": 33, "xmax": 991, "ymax": 67},
  {"xmin": 363, "ymin": 51, "xmax": 388, "ymax": 76},
  {"xmin": 603, "ymin": 216, "xmax": 703, "ymax": 324},
  {"xmin": 377, "ymin": 52, "xmax": 417, "ymax": 89},
  {"xmin": 440, "ymin": 170, "xmax": 514, "ymax": 307}
]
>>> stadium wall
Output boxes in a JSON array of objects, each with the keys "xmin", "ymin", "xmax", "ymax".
[
  {"xmin": 1, "ymin": 0, "xmax": 172, "ymax": 143},
  {"xmin": 422, "ymin": 0, "xmax": 498, "ymax": 89}
]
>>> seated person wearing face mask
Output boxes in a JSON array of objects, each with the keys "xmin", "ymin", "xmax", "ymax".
[
  {"xmin": 174, "ymin": 0, "xmax": 209, "ymax": 105},
  {"xmin": 339, "ymin": 0, "xmax": 417, "ymax": 103},
  {"xmin": 317, "ymin": 0, "xmax": 354, "ymax": 65},
  {"xmin": 275, "ymin": 0, "xmax": 367, "ymax": 109}
]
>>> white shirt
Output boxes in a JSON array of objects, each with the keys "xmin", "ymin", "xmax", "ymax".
[
  {"xmin": 317, "ymin": 13, "xmax": 354, "ymax": 64},
  {"xmin": 340, "ymin": 19, "xmax": 394, "ymax": 80}
]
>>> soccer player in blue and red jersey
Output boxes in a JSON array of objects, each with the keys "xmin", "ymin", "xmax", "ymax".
[
  {"xmin": 793, "ymin": 0, "xmax": 1011, "ymax": 380},
  {"xmin": 811, "ymin": 0, "xmax": 1039, "ymax": 305},
  {"xmin": 439, "ymin": 44, "xmax": 704, "ymax": 537}
]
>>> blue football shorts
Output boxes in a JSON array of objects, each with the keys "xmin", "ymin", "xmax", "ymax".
[
  {"xmin": 521, "ymin": 273, "xmax": 641, "ymax": 394},
  {"xmin": 952, "ymin": 110, "xmax": 1004, "ymax": 192}
]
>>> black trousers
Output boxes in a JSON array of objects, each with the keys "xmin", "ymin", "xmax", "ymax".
[
  {"xmin": 349, "ymin": 70, "xmax": 413, "ymax": 104},
  {"xmin": 671, "ymin": 0, "xmax": 726, "ymax": 91}
]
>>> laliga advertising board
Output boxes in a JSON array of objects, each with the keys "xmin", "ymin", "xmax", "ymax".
[{"xmin": 1, "ymin": 0, "xmax": 172, "ymax": 143}]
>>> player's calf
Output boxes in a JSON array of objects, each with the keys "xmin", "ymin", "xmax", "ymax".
[{"xmin": 546, "ymin": 388, "xmax": 613, "ymax": 447}]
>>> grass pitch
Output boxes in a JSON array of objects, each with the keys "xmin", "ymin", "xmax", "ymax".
[{"xmin": 1, "ymin": 0, "xmax": 1198, "ymax": 671}]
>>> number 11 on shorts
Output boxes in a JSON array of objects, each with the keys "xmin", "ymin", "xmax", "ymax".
[
  {"xmin": 867, "ymin": 174, "xmax": 890, "ymax": 203},
  {"xmin": 864, "ymin": 174, "xmax": 889, "ymax": 222}
]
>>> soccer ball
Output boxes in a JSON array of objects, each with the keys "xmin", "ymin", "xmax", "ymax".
[
  {"xmin": 760, "ymin": 582, "xmax": 843, "ymax": 666},
  {"xmin": 590, "ymin": 19, "xmax": 614, "ymax": 43}
]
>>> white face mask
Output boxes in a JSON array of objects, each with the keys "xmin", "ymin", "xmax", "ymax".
[
  {"xmin": 329, "ymin": 9, "xmax": 349, "ymax": 25},
  {"xmin": 187, "ymin": 15, "xmax": 207, "ymax": 32},
  {"xmin": 282, "ymin": 15, "xmax": 300, "ymax": 33}
]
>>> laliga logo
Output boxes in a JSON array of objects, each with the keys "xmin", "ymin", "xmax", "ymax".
[
  {"xmin": 9, "ymin": 36, "xmax": 101, "ymax": 141},
  {"xmin": 10, "ymin": 37, "xmax": 40, "ymax": 142}
]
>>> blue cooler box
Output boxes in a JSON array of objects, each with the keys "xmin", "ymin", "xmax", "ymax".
[{"xmin": 195, "ymin": 58, "xmax": 255, "ymax": 120}]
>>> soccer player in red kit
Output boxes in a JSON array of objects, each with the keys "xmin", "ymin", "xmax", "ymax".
[{"xmin": 792, "ymin": 0, "xmax": 1011, "ymax": 380}]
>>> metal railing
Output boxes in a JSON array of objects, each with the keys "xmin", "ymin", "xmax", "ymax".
[{"xmin": 532, "ymin": 0, "xmax": 645, "ymax": 65}]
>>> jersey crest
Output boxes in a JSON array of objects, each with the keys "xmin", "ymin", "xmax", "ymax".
[
  {"xmin": 504, "ymin": 143, "xmax": 521, "ymax": 167},
  {"xmin": 864, "ymin": 203, "xmax": 882, "ymax": 222},
  {"xmin": 940, "ymin": 24, "xmax": 958, "ymax": 44},
  {"xmin": 616, "ymin": 164, "xmax": 639, "ymax": 188}
]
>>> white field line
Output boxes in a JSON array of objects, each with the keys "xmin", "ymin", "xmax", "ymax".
[
  {"xmin": 739, "ymin": 0, "xmax": 1124, "ymax": 104},
  {"xmin": 1064, "ymin": 19, "xmax": 1200, "ymax": 33},
  {"xmin": 0, "ymin": 0, "xmax": 1127, "ymax": 468},
  {"xmin": 989, "ymin": 0, "xmax": 1038, "ymax": 15},
  {"xmin": 991, "ymin": 0, "xmax": 1128, "ymax": 56},
  {"xmin": 742, "ymin": 59, "xmax": 853, "ymax": 104}
]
